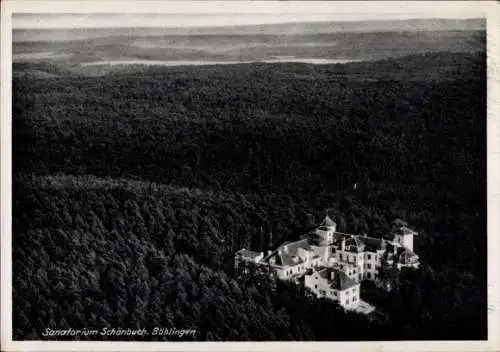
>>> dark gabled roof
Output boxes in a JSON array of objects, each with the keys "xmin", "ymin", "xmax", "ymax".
[
  {"xmin": 344, "ymin": 236, "xmax": 365, "ymax": 253},
  {"xmin": 302, "ymin": 231, "xmax": 326, "ymax": 246},
  {"xmin": 316, "ymin": 267, "xmax": 358, "ymax": 291},
  {"xmin": 320, "ymin": 215, "xmax": 336, "ymax": 228},
  {"xmin": 331, "ymin": 232, "xmax": 351, "ymax": 246},
  {"xmin": 301, "ymin": 231, "xmax": 319, "ymax": 240},
  {"xmin": 357, "ymin": 235, "xmax": 386, "ymax": 252},
  {"xmin": 332, "ymin": 270, "xmax": 358, "ymax": 291},
  {"xmin": 235, "ymin": 248, "xmax": 261, "ymax": 258},
  {"xmin": 345, "ymin": 245, "xmax": 361, "ymax": 253}
]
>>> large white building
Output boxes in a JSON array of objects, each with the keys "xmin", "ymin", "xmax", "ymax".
[
  {"xmin": 305, "ymin": 267, "xmax": 360, "ymax": 309},
  {"xmin": 234, "ymin": 215, "xmax": 420, "ymax": 310}
]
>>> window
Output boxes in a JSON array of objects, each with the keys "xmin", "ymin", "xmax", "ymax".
[
  {"xmin": 315, "ymin": 284, "xmax": 318, "ymax": 289},
  {"xmin": 333, "ymin": 291, "xmax": 337, "ymax": 297},
  {"xmin": 346, "ymin": 290, "xmax": 350, "ymax": 296},
  {"xmin": 367, "ymin": 272, "xmax": 371, "ymax": 279},
  {"xmin": 367, "ymin": 254, "xmax": 371, "ymax": 260},
  {"xmin": 367, "ymin": 263, "xmax": 372, "ymax": 269},
  {"xmin": 353, "ymin": 296, "xmax": 357, "ymax": 302}
]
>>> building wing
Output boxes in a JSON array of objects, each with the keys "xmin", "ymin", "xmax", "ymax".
[{"xmin": 316, "ymin": 267, "xmax": 358, "ymax": 291}]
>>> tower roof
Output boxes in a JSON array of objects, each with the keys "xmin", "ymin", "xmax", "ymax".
[
  {"xmin": 320, "ymin": 215, "xmax": 336, "ymax": 228},
  {"xmin": 392, "ymin": 226, "xmax": 418, "ymax": 236}
]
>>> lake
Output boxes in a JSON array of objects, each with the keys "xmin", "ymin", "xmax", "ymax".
[{"xmin": 80, "ymin": 58, "xmax": 361, "ymax": 67}]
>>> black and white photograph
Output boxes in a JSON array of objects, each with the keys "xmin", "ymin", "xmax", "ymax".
[{"xmin": 1, "ymin": 1, "xmax": 499, "ymax": 351}]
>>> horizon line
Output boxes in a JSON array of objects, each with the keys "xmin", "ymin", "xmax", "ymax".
[{"xmin": 12, "ymin": 16, "xmax": 486, "ymax": 30}]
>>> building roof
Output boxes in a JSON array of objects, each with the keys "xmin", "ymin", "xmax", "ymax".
[
  {"xmin": 344, "ymin": 236, "xmax": 365, "ymax": 253},
  {"xmin": 320, "ymin": 215, "xmax": 336, "ymax": 228},
  {"xmin": 262, "ymin": 238, "xmax": 313, "ymax": 267},
  {"xmin": 357, "ymin": 235, "xmax": 386, "ymax": 252},
  {"xmin": 331, "ymin": 232, "xmax": 351, "ymax": 246},
  {"xmin": 316, "ymin": 267, "xmax": 358, "ymax": 291},
  {"xmin": 235, "ymin": 248, "xmax": 262, "ymax": 259},
  {"xmin": 279, "ymin": 239, "xmax": 311, "ymax": 266},
  {"xmin": 392, "ymin": 226, "xmax": 418, "ymax": 237},
  {"xmin": 301, "ymin": 231, "xmax": 326, "ymax": 246}
]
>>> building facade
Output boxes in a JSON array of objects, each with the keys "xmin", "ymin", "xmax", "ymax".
[{"xmin": 304, "ymin": 267, "xmax": 360, "ymax": 309}]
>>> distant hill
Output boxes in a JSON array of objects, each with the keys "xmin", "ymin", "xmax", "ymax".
[
  {"xmin": 11, "ymin": 51, "xmax": 484, "ymax": 83},
  {"xmin": 13, "ymin": 18, "xmax": 485, "ymax": 42}
]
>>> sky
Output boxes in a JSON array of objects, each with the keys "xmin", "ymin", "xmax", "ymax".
[{"xmin": 11, "ymin": 1, "xmax": 489, "ymax": 29}]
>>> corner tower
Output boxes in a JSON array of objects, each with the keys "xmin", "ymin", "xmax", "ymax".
[
  {"xmin": 392, "ymin": 226, "xmax": 418, "ymax": 252},
  {"xmin": 316, "ymin": 215, "xmax": 337, "ymax": 245}
]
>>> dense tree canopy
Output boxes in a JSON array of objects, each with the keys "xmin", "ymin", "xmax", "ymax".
[{"xmin": 12, "ymin": 51, "xmax": 487, "ymax": 340}]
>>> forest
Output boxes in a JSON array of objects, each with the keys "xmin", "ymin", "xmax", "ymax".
[{"xmin": 12, "ymin": 50, "xmax": 487, "ymax": 340}]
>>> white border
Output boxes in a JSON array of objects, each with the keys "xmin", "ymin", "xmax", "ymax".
[{"xmin": 2, "ymin": 1, "xmax": 500, "ymax": 352}]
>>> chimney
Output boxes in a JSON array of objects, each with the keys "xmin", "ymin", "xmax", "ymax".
[
  {"xmin": 284, "ymin": 245, "xmax": 289, "ymax": 254},
  {"xmin": 341, "ymin": 238, "xmax": 346, "ymax": 251},
  {"xmin": 330, "ymin": 270, "xmax": 335, "ymax": 280},
  {"xmin": 267, "ymin": 250, "xmax": 271, "ymax": 256}
]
